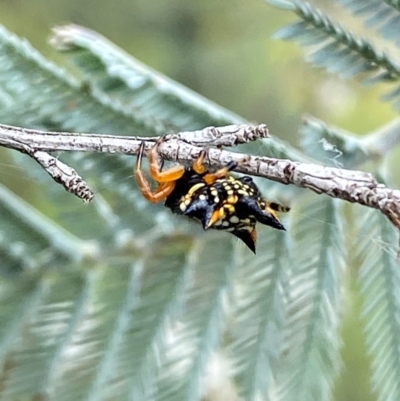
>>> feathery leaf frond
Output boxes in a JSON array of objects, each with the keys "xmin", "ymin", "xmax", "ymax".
[
  {"xmin": 229, "ymin": 228, "xmax": 289, "ymax": 401},
  {"xmin": 149, "ymin": 234, "xmax": 235, "ymax": 401},
  {"xmin": 385, "ymin": 0, "xmax": 400, "ymax": 11},
  {"xmin": 275, "ymin": 196, "xmax": 344, "ymax": 401},
  {"xmin": 0, "ymin": 26, "xmax": 158, "ymax": 136},
  {"xmin": 356, "ymin": 205, "xmax": 400, "ymax": 401},
  {"xmin": 50, "ymin": 25, "xmax": 244, "ymax": 132},
  {"xmin": 0, "ymin": 24, "xmax": 182, "ymax": 242},
  {"xmin": 270, "ymin": 1, "xmax": 400, "ymax": 81},
  {"xmin": 49, "ymin": 25, "xmax": 308, "ymax": 162},
  {"xmin": 339, "ymin": 0, "xmax": 400, "ymax": 38},
  {"xmin": 0, "ymin": 184, "xmax": 87, "ymax": 274},
  {"xmin": 300, "ymin": 115, "xmax": 370, "ymax": 168},
  {"xmin": 1, "ymin": 9, "xmax": 398, "ymax": 401},
  {"xmin": 338, "ymin": 0, "xmax": 400, "ymax": 45}
]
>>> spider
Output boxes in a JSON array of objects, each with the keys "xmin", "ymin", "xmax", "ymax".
[{"xmin": 135, "ymin": 138, "xmax": 289, "ymax": 253}]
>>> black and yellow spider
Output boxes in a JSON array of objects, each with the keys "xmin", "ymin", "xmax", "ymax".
[{"xmin": 135, "ymin": 138, "xmax": 289, "ymax": 253}]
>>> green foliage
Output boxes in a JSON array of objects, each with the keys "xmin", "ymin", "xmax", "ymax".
[
  {"xmin": 300, "ymin": 115, "xmax": 370, "ymax": 168},
  {"xmin": 228, "ymin": 228, "xmax": 289, "ymax": 400},
  {"xmin": 338, "ymin": 0, "xmax": 400, "ymax": 44},
  {"xmin": 356, "ymin": 205, "xmax": 400, "ymax": 401},
  {"xmin": 268, "ymin": 0, "xmax": 400, "ymax": 116},
  {"xmin": 0, "ymin": 184, "xmax": 83, "ymax": 275},
  {"xmin": 51, "ymin": 25, "xmax": 244, "ymax": 132},
  {"xmin": 276, "ymin": 197, "xmax": 344, "ymax": 401},
  {"xmin": 1, "ymin": 1, "xmax": 400, "ymax": 400},
  {"xmin": 268, "ymin": 2, "xmax": 400, "ymax": 400},
  {"xmin": 49, "ymin": 26, "xmax": 305, "ymax": 162},
  {"xmin": 272, "ymin": 1, "xmax": 400, "ymax": 80},
  {"xmin": 0, "ymin": 26, "xmax": 156, "ymax": 136}
]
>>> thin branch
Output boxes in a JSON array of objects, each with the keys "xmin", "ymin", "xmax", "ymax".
[
  {"xmin": 0, "ymin": 123, "xmax": 269, "ymax": 153},
  {"xmin": 1, "ymin": 123, "xmax": 400, "ymax": 231},
  {"xmin": 31, "ymin": 151, "xmax": 94, "ymax": 203},
  {"xmin": 5, "ymin": 134, "xmax": 94, "ymax": 202}
]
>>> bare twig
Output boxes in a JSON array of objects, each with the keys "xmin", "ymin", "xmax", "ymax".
[
  {"xmin": 2, "ymin": 131, "xmax": 94, "ymax": 202},
  {"xmin": 32, "ymin": 152, "xmax": 93, "ymax": 203},
  {"xmin": 0, "ymin": 123, "xmax": 269, "ymax": 152},
  {"xmin": 1, "ymin": 122, "xmax": 400, "ymax": 230}
]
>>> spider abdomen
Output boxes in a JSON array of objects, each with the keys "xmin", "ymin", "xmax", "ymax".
[
  {"xmin": 163, "ymin": 169, "xmax": 287, "ymax": 253},
  {"xmin": 135, "ymin": 139, "xmax": 289, "ymax": 253}
]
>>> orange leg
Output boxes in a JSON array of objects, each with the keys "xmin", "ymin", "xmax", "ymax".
[
  {"xmin": 204, "ymin": 161, "xmax": 238, "ymax": 185},
  {"xmin": 193, "ymin": 148, "xmax": 209, "ymax": 174},
  {"xmin": 203, "ymin": 155, "xmax": 251, "ymax": 185},
  {"xmin": 135, "ymin": 141, "xmax": 179, "ymax": 203},
  {"xmin": 149, "ymin": 137, "xmax": 185, "ymax": 183},
  {"xmin": 136, "ymin": 177, "xmax": 176, "ymax": 203}
]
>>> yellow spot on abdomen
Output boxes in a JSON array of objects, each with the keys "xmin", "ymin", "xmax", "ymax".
[{"xmin": 188, "ymin": 183, "xmax": 205, "ymax": 197}]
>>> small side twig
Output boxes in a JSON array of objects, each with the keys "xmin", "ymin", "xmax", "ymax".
[
  {"xmin": 1, "ymin": 122, "xmax": 400, "ymax": 231},
  {"xmin": 3, "ymin": 133, "xmax": 93, "ymax": 202},
  {"xmin": 31, "ymin": 151, "xmax": 93, "ymax": 203}
]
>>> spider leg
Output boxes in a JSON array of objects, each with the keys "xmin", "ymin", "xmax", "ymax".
[
  {"xmin": 193, "ymin": 148, "xmax": 209, "ymax": 174},
  {"xmin": 203, "ymin": 161, "xmax": 238, "ymax": 185},
  {"xmin": 149, "ymin": 137, "xmax": 185, "ymax": 183},
  {"xmin": 203, "ymin": 154, "xmax": 250, "ymax": 185},
  {"xmin": 135, "ymin": 141, "xmax": 177, "ymax": 203},
  {"xmin": 139, "ymin": 181, "xmax": 177, "ymax": 203},
  {"xmin": 265, "ymin": 201, "xmax": 290, "ymax": 215}
]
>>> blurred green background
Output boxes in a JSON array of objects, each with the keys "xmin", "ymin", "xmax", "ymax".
[{"xmin": 0, "ymin": 1, "xmax": 397, "ymax": 400}]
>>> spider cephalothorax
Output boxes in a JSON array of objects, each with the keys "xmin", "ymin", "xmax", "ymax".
[{"xmin": 135, "ymin": 138, "xmax": 289, "ymax": 253}]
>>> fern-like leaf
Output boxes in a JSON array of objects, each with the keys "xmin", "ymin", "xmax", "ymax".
[
  {"xmin": 50, "ymin": 25, "xmax": 244, "ymax": 132},
  {"xmin": 0, "ymin": 26, "xmax": 158, "ymax": 136},
  {"xmin": 228, "ymin": 228, "xmax": 289, "ymax": 401},
  {"xmin": 338, "ymin": 0, "xmax": 400, "ymax": 45},
  {"xmin": 300, "ymin": 115, "xmax": 370, "ymax": 168},
  {"xmin": 275, "ymin": 196, "xmax": 344, "ymax": 401},
  {"xmin": 0, "ymin": 184, "xmax": 87, "ymax": 274},
  {"xmin": 0, "ymin": 19, "xmax": 370, "ymax": 401},
  {"xmin": 148, "ymin": 234, "xmax": 236, "ymax": 401},
  {"xmin": 269, "ymin": 1, "xmax": 400, "ymax": 81},
  {"xmin": 49, "ymin": 24, "xmax": 309, "ymax": 162},
  {"xmin": 356, "ymin": 205, "xmax": 400, "ymax": 401}
]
